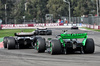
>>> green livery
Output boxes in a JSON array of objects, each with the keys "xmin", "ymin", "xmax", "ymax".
[
  {"xmin": 36, "ymin": 31, "xmax": 95, "ymax": 55},
  {"xmin": 59, "ymin": 33, "xmax": 87, "ymax": 47}
]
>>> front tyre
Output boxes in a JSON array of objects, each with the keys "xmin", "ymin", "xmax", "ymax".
[
  {"xmin": 36, "ymin": 38, "xmax": 46, "ymax": 53},
  {"xmin": 83, "ymin": 38, "xmax": 95, "ymax": 54}
]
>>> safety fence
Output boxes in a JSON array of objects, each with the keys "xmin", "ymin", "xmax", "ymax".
[
  {"xmin": 82, "ymin": 24, "xmax": 100, "ymax": 29},
  {"xmin": 0, "ymin": 23, "xmax": 63, "ymax": 29},
  {"xmin": 0, "ymin": 23, "xmax": 100, "ymax": 29},
  {"xmin": 65, "ymin": 16, "xmax": 100, "ymax": 25}
]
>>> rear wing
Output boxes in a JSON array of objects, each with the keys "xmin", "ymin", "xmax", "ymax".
[
  {"xmin": 37, "ymin": 28, "xmax": 47, "ymax": 30},
  {"xmin": 14, "ymin": 32, "xmax": 35, "ymax": 37},
  {"xmin": 61, "ymin": 33, "xmax": 87, "ymax": 39}
]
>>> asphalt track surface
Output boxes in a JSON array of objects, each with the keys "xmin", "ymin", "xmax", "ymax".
[{"xmin": 0, "ymin": 28, "xmax": 100, "ymax": 66}]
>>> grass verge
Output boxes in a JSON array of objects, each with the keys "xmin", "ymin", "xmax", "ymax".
[{"xmin": 0, "ymin": 29, "xmax": 35, "ymax": 38}]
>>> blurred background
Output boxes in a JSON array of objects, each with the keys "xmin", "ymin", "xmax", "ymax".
[{"xmin": 0, "ymin": 0, "xmax": 100, "ymax": 25}]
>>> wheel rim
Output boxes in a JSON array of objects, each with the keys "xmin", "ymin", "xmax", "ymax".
[
  {"xmin": 50, "ymin": 43, "xmax": 52, "ymax": 54},
  {"xmin": 7, "ymin": 43, "xmax": 8, "ymax": 49},
  {"xmin": 36, "ymin": 41, "xmax": 39, "ymax": 50},
  {"xmin": 50, "ymin": 47, "xmax": 52, "ymax": 52}
]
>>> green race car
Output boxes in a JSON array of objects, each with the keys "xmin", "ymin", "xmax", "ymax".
[{"xmin": 35, "ymin": 31, "xmax": 95, "ymax": 55}]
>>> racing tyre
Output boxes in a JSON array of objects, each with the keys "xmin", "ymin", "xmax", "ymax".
[
  {"xmin": 47, "ymin": 30, "xmax": 52, "ymax": 35},
  {"xmin": 3, "ymin": 37, "xmax": 9, "ymax": 48},
  {"xmin": 83, "ymin": 38, "xmax": 95, "ymax": 54},
  {"xmin": 35, "ymin": 30, "xmax": 39, "ymax": 35},
  {"xmin": 36, "ymin": 38, "xmax": 46, "ymax": 53},
  {"xmin": 7, "ymin": 37, "xmax": 16, "ymax": 49},
  {"xmin": 50, "ymin": 40, "xmax": 62, "ymax": 55}
]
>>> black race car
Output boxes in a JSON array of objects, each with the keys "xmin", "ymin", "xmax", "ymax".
[
  {"xmin": 71, "ymin": 26, "xmax": 78, "ymax": 29},
  {"xmin": 3, "ymin": 32, "xmax": 44, "ymax": 49},
  {"xmin": 34, "ymin": 28, "xmax": 52, "ymax": 35}
]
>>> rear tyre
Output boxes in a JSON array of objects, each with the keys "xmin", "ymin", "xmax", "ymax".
[
  {"xmin": 50, "ymin": 40, "xmax": 62, "ymax": 55},
  {"xmin": 47, "ymin": 30, "xmax": 52, "ymax": 35},
  {"xmin": 3, "ymin": 37, "xmax": 9, "ymax": 48},
  {"xmin": 83, "ymin": 38, "xmax": 95, "ymax": 54},
  {"xmin": 7, "ymin": 37, "xmax": 16, "ymax": 49},
  {"xmin": 35, "ymin": 30, "xmax": 39, "ymax": 35},
  {"xmin": 36, "ymin": 38, "xmax": 46, "ymax": 53}
]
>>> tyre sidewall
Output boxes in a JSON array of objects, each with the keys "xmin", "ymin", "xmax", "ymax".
[
  {"xmin": 3, "ymin": 37, "xmax": 9, "ymax": 48},
  {"xmin": 7, "ymin": 37, "xmax": 16, "ymax": 49},
  {"xmin": 50, "ymin": 40, "xmax": 61, "ymax": 54},
  {"xmin": 47, "ymin": 30, "xmax": 52, "ymax": 35},
  {"xmin": 83, "ymin": 38, "xmax": 95, "ymax": 53},
  {"xmin": 37, "ymin": 38, "xmax": 46, "ymax": 52}
]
